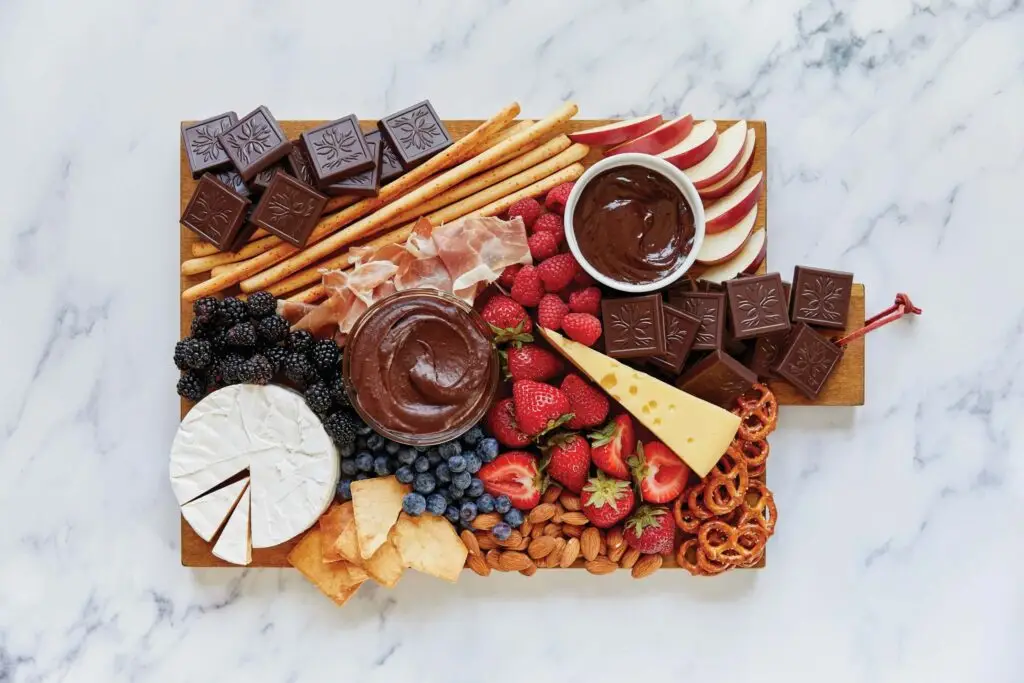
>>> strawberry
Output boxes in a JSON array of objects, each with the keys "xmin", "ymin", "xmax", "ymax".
[
  {"xmin": 537, "ymin": 253, "xmax": 578, "ymax": 293},
  {"xmin": 562, "ymin": 312, "xmax": 602, "ymax": 346},
  {"xmin": 503, "ymin": 343, "xmax": 564, "ymax": 382},
  {"xmin": 574, "ymin": 268, "xmax": 596, "ymax": 287},
  {"xmin": 589, "ymin": 414, "xmax": 635, "ymax": 479},
  {"xmin": 537, "ymin": 293, "xmax": 568, "ymax": 331},
  {"xmin": 507, "ymin": 198, "xmax": 543, "ymax": 229},
  {"xmin": 543, "ymin": 433, "xmax": 591, "ymax": 493},
  {"xmin": 628, "ymin": 441, "xmax": 690, "ymax": 504},
  {"xmin": 497, "ymin": 264, "xmax": 522, "ymax": 289},
  {"xmin": 479, "ymin": 451, "xmax": 542, "ymax": 510},
  {"xmin": 528, "ymin": 231, "xmax": 559, "ymax": 261},
  {"xmin": 532, "ymin": 213, "xmax": 565, "ymax": 243},
  {"xmin": 581, "ymin": 471, "xmax": 635, "ymax": 528},
  {"xmin": 568, "ymin": 287, "xmax": 602, "ymax": 315},
  {"xmin": 480, "ymin": 294, "xmax": 533, "ymax": 345},
  {"xmin": 560, "ymin": 373, "xmax": 609, "ymax": 430},
  {"xmin": 485, "ymin": 397, "xmax": 532, "ymax": 448},
  {"xmin": 544, "ymin": 181, "xmax": 575, "ymax": 215},
  {"xmin": 512, "ymin": 379, "xmax": 573, "ymax": 437},
  {"xmin": 510, "ymin": 265, "xmax": 546, "ymax": 307},
  {"xmin": 623, "ymin": 505, "xmax": 675, "ymax": 555}
]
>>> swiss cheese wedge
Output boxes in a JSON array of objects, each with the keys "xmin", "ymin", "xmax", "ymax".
[{"xmin": 540, "ymin": 328, "xmax": 740, "ymax": 477}]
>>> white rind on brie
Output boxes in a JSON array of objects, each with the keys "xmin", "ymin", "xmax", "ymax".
[{"xmin": 180, "ymin": 477, "xmax": 249, "ymax": 542}]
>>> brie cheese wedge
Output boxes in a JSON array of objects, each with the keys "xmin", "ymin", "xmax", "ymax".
[
  {"xmin": 213, "ymin": 486, "xmax": 251, "ymax": 565},
  {"xmin": 181, "ymin": 477, "xmax": 249, "ymax": 542}
]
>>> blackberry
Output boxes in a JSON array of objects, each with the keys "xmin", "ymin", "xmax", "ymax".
[
  {"xmin": 192, "ymin": 296, "xmax": 220, "ymax": 324},
  {"xmin": 327, "ymin": 374, "xmax": 351, "ymax": 409},
  {"xmin": 262, "ymin": 345, "xmax": 288, "ymax": 373},
  {"xmin": 177, "ymin": 371, "xmax": 206, "ymax": 402},
  {"xmin": 257, "ymin": 315, "xmax": 289, "ymax": 344},
  {"xmin": 208, "ymin": 329, "xmax": 228, "ymax": 353},
  {"xmin": 402, "ymin": 493, "xmax": 427, "ymax": 516},
  {"xmin": 218, "ymin": 297, "xmax": 248, "ymax": 326},
  {"xmin": 234, "ymin": 358, "xmax": 256, "ymax": 384},
  {"xmin": 323, "ymin": 411, "xmax": 360, "ymax": 449},
  {"xmin": 190, "ymin": 317, "xmax": 213, "ymax": 339},
  {"xmin": 246, "ymin": 354, "xmax": 274, "ymax": 385},
  {"xmin": 216, "ymin": 353, "xmax": 247, "ymax": 385},
  {"xmin": 283, "ymin": 353, "xmax": 314, "ymax": 385},
  {"xmin": 226, "ymin": 321, "xmax": 257, "ymax": 347},
  {"xmin": 173, "ymin": 340, "xmax": 190, "ymax": 370},
  {"xmin": 245, "ymin": 291, "xmax": 277, "ymax": 318},
  {"xmin": 309, "ymin": 339, "xmax": 341, "ymax": 373},
  {"xmin": 305, "ymin": 382, "xmax": 333, "ymax": 414},
  {"xmin": 287, "ymin": 330, "xmax": 314, "ymax": 354}
]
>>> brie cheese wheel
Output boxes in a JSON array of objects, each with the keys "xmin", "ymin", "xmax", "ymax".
[
  {"xmin": 170, "ymin": 385, "xmax": 340, "ymax": 558},
  {"xmin": 181, "ymin": 477, "xmax": 249, "ymax": 542},
  {"xmin": 213, "ymin": 486, "xmax": 251, "ymax": 565}
]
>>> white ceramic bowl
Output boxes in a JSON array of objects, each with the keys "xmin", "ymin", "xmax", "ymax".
[{"xmin": 563, "ymin": 153, "xmax": 705, "ymax": 294}]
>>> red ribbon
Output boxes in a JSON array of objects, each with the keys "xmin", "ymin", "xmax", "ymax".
[{"xmin": 835, "ymin": 293, "xmax": 921, "ymax": 347}]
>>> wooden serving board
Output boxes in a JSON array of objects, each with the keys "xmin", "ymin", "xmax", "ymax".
[{"xmin": 179, "ymin": 118, "xmax": 864, "ymax": 568}]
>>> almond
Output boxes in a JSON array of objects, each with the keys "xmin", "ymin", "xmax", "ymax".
[
  {"xmin": 608, "ymin": 541, "xmax": 627, "ymax": 563},
  {"xmin": 528, "ymin": 536, "xmax": 558, "ymax": 560},
  {"xmin": 544, "ymin": 523, "xmax": 562, "ymax": 537},
  {"xmin": 528, "ymin": 503, "xmax": 557, "ymax": 524},
  {"xmin": 496, "ymin": 529, "xmax": 524, "ymax": 548},
  {"xmin": 519, "ymin": 563, "xmax": 537, "ymax": 577},
  {"xmin": 619, "ymin": 547, "xmax": 641, "ymax": 569},
  {"xmin": 542, "ymin": 484, "xmax": 563, "ymax": 504},
  {"xmin": 460, "ymin": 529, "xmax": 481, "ymax": 556},
  {"xmin": 477, "ymin": 532, "xmax": 497, "ymax": 550},
  {"xmin": 562, "ymin": 523, "xmax": 583, "ymax": 538},
  {"xmin": 467, "ymin": 553, "xmax": 491, "ymax": 576},
  {"xmin": 530, "ymin": 523, "xmax": 546, "ymax": 538},
  {"xmin": 558, "ymin": 491, "xmax": 582, "ymax": 511},
  {"xmin": 473, "ymin": 513, "xmax": 502, "ymax": 531},
  {"xmin": 486, "ymin": 549, "xmax": 503, "ymax": 570},
  {"xmin": 585, "ymin": 558, "xmax": 618, "ymax": 575},
  {"xmin": 580, "ymin": 527, "xmax": 601, "ymax": 562},
  {"xmin": 520, "ymin": 519, "xmax": 533, "ymax": 537},
  {"xmin": 606, "ymin": 526, "xmax": 624, "ymax": 552},
  {"xmin": 599, "ymin": 537, "xmax": 608, "ymax": 556},
  {"xmin": 560, "ymin": 537, "xmax": 581, "ymax": 568},
  {"xmin": 513, "ymin": 537, "xmax": 530, "ymax": 551},
  {"xmin": 547, "ymin": 537, "xmax": 567, "ymax": 567},
  {"xmin": 498, "ymin": 550, "xmax": 533, "ymax": 572},
  {"xmin": 560, "ymin": 511, "xmax": 589, "ymax": 526},
  {"xmin": 631, "ymin": 553, "xmax": 663, "ymax": 579},
  {"xmin": 552, "ymin": 503, "xmax": 565, "ymax": 524}
]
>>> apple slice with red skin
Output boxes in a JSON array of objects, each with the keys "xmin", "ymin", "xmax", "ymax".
[
  {"xmin": 682, "ymin": 120, "xmax": 747, "ymax": 189},
  {"xmin": 696, "ymin": 204, "xmax": 757, "ymax": 265},
  {"xmin": 699, "ymin": 129, "xmax": 756, "ymax": 200},
  {"xmin": 603, "ymin": 114, "xmax": 694, "ymax": 156},
  {"xmin": 704, "ymin": 171, "xmax": 763, "ymax": 233},
  {"xmin": 657, "ymin": 120, "xmax": 718, "ymax": 169},
  {"xmin": 568, "ymin": 114, "xmax": 663, "ymax": 146},
  {"xmin": 697, "ymin": 230, "xmax": 767, "ymax": 284}
]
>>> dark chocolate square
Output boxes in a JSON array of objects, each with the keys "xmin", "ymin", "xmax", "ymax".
[
  {"xmin": 748, "ymin": 330, "xmax": 790, "ymax": 379},
  {"xmin": 378, "ymin": 132, "xmax": 405, "ymax": 183},
  {"xmin": 182, "ymin": 112, "xmax": 238, "ymax": 177},
  {"xmin": 378, "ymin": 100, "xmax": 453, "ymax": 170},
  {"xmin": 250, "ymin": 171, "xmax": 327, "ymax": 248},
  {"xmin": 649, "ymin": 305, "xmax": 700, "ymax": 375},
  {"xmin": 601, "ymin": 294, "xmax": 666, "ymax": 359},
  {"xmin": 286, "ymin": 143, "xmax": 317, "ymax": 188},
  {"xmin": 214, "ymin": 169, "xmax": 250, "ymax": 199},
  {"xmin": 726, "ymin": 273, "xmax": 791, "ymax": 339},
  {"xmin": 218, "ymin": 106, "xmax": 291, "ymax": 181},
  {"xmin": 300, "ymin": 115, "xmax": 373, "ymax": 187},
  {"xmin": 673, "ymin": 292, "xmax": 725, "ymax": 351},
  {"xmin": 677, "ymin": 350, "xmax": 757, "ymax": 409},
  {"xmin": 180, "ymin": 174, "xmax": 251, "ymax": 250},
  {"xmin": 322, "ymin": 130, "xmax": 384, "ymax": 197},
  {"xmin": 791, "ymin": 266, "xmax": 854, "ymax": 330},
  {"xmin": 770, "ymin": 322, "xmax": 843, "ymax": 399},
  {"xmin": 250, "ymin": 162, "xmax": 288, "ymax": 195}
]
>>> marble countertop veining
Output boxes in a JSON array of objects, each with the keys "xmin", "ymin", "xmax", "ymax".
[{"xmin": 1, "ymin": 0, "xmax": 1022, "ymax": 681}]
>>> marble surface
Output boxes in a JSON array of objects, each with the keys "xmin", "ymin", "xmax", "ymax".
[{"xmin": 1, "ymin": 0, "xmax": 1022, "ymax": 680}]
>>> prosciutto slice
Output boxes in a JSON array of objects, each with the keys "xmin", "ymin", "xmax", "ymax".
[{"xmin": 432, "ymin": 215, "xmax": 531, "ymax": 302}]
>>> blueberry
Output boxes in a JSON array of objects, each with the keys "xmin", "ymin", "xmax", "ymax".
[
  {"xmin": 402, "ymin": 492, "xmax": 427, "ymax": 516},
  {"xmin": 414, "ymin": 444, "xmax": 429, "ymax": 453},
  {"xmin": 452, "ymin": 471, "xmax": 472, "ymax": 490},
  {"xmin": 503, "ymin": 508, "xmax": 524, "ymax": 528},
  {"xmin": 435, "ymin": 462, "xmax": 451, "ymax": 483},
  {"xmin": 426, "ymin": 493, "xmax": 447, "ymax": 516},
  {"xmin": 414, "ymin": 455, "xmax": 431, "ymax": 473},
  {"xmin": 464, "ymin": 453, "xmax": 482, "ymax": 474},
  {"xmin": 339, "ymin": 442, "xmax": 356, "ymax": 458},
  {"xmin": 355, "ymin": 452, "xmax": 374, "ymax": 472},
  {"xmin": 373, "ymin": 455, "xmax": 391, "ymax": 476},
  {"xmin": 495, "ymin": 494, "xmax": 512, "ymax": 514},
  {"xmin": 426, "ymin": 448, "xmax": 443, "ymax": 466},
  {"xmin": 414, "ymin": 473, "xmax": 436, "ymax": 495},
  {"xmin": 336, "ymin": 479, "xmax": 352, "ymax": 501},
  {"xmin": 439, "ymin": 441, "xmax": 462, "ymax": 459},
  {"xmin": 355, "ymin": 472, "xmax": 370, "ymax": 481},
  {"xmin": 436, "ymin": 486, "xmax": 451, "ymax": 501},
  {"xmin": 397, "ymin": 448, "xmax": 418, "ymax": 465},
  {"xmin": 459, "ymin": 501, "xmax": 478, "ymax": 523},
  {"xmin": 445, "ymin": 505, "xmax": 461, "ymax": 523},
  {"xmin": 462, "ymin": 426, "xmax": 484, "ymax": 446},
  {"xmin": 448, "ymin": 486, "xmax": 465, "ymax": 501},
  {"xmin": 356, "ymin": 423, "xmax": 373, "ymax": 436},
  {"xmin": 467, "ymin": 477, "xmax": 485, "ymax": 498},
  {"xmin": 341, "ymin": 459, "xmax": 359, "ymax": 477},
  {"xmin": 355, "ymin": 438, "xmax": 368, "ymax": 453},
  {"xmin": 492, "ymin": 522, "xmax": 512, "ymax": 541},
  {"xmin": 476, "ymin": 493, "xmax": 495, "ymax": 513},
  {"xmin": 476, "ymin": 438, "xmax": 500, "ymax": 463},
  {"xmin": 395, "ymin": 466, "xmax": 415, "ymax": 484},
  {"xmin": 448, "ymin": 454, "xmax": 467, "ymax": 473},
  {"xmin": 384, "ymin": 440, "xmax": 401, "ymax": 455},
  {"xmin": 366, "ymin": 434, "xmax": 384, "ymax": 451}
]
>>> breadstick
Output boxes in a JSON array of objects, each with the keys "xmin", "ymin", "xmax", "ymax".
[
  {"xmin": 210, "ymin": 264, "xmax": 233, "ymax": 277},
  {"xmin": 464, "ymin": 163, "xmax": 584, "ymax": 220},
  {"xmin": 288, "ymin": 284, "xmax": 325, "ymax": 304},
  {"xmin": 239, "ymin": 102, "xmax": 579, "ymax": 293},
  {"xmin": 181, "ymin": 235, "xmax": 281, "ymax": 275},
  {"xmin": 190, "ymin": 229, "xmax": 269, "ymax": 257},
  {"xmin": 181, "ymin": 103, "xmax": 521, "ymax": 302},
  {"xmin": 465, "ymin": 120, "xmax": 534, "ymax": 162}
]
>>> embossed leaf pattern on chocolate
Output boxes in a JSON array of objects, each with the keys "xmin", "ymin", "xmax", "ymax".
[
  {"xmin": 216, "ymin": 171, "xmax": 247, "ymax": 195},
  {"xmin": 381, "ymin": 141, "xmax": 400, "ymax": 168},
  {"xmin": 798, "ymin": 276, "xmax": 845, "ymax": 322},
  {"xmin": 394, "ymin": 109, "xmax": 441, "ymax": 151},
  {"xmin": 736, "ymin": 283, "xmax": 782, "ymax": 330},
  {"xmin": 680, "ymin": 298, "xmax": 718, "ymax": 346},
  {"xmin": 711, "ymin": 367, "xmax": 752, "ymax": 400},
  {"xmin": 226, "ymin": 119, "xmax": 272, "ymax": 165},
  {"xmin": 784, "ymin": 338, "xmax": 835, "ymax": 389},
  {"xmin": 290, "ymin": 150, "xmax": 315, "ymax": 186},
  {"xmin": 313, "ymin": 127, "xmax": 361, "ymax": 171},
  {"xmin": 608, "ymin": 303, "xmax": 655, "ymax": 348},
  {"xmin": 186, "ymin": 188, "xmax": 235, "ymax": 232},
  {"xmin": 663, "ymin": 316, "xmax": 691, "ymax": 351},
  {"xmin": 335, "ymin": 140, "xmax": 376, "ymax": 187},
  {"xmin": 264, "ymin": 184, "xmax": 319, "ymax": 228},
  {"xmin": 190, "ymin": 121, "xmax": 231, "ymax": 162}
]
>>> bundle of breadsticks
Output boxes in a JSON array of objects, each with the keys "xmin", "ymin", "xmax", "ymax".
[{"xmin": 181, "ymin": 101, "xmax": 588, "ymax": 304}]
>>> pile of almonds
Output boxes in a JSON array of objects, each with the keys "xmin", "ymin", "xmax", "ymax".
[{"xmin": 462, "ymin": 484, "xmax": 664, "ymax": 579}]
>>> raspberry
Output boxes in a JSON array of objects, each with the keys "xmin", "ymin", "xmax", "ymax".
[
  {"xmin": 568, "ymin": 287, "xmax": 602, "ymax": 315},
  {"xmin": 506, "ymin": 198, "xmax": 543, "ymax": 228},
  {"xmin": 497, "ymin": 264, "xmax": 522, "ymax": 289},
  {"xmin": 528, "ymin": 231, "xmax": 559, "ymax": 261},
  {"xmin": 544, "ymin": 182, "xmax": 575, "ymax": 215},
  {"xmin": 537, "ymin": 294, "xmax": 568, "ymax": 331},
  {"xmin": 510, "ymin": 265, "xmax": 545, "ymax": 307},
  {"xmin": 531, "ymin": 213, "xmax": 564, "ymax": 244},
  {"xmin": 536, "ymin": 253, "xmax": 578, "ymax": 293},
  {"xmin": 561, "ymin": 313, "xmax": 602, "ymax": 346}
]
